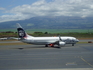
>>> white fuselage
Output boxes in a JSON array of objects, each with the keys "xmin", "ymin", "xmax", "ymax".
[
  {"xmin": 17, "ymin": 23, "xmax": 79, "ymax": 47},
  {"xmin": 21, "ymin": 36, "xmax": 79, "ymax": 45}
]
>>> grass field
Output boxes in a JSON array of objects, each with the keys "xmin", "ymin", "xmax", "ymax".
[
  {"xmin": 0, "ymin": 29, "xmax": 93, "ymax": 38},
  {"xmin": 26, "ymin": 29, "xmax": 93, "ymax": 33},
  {"xmin": 0, "ymin": 29, "xmax": 93, "ymax": 33}
]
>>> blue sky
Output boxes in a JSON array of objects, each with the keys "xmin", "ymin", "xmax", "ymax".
[
  {"xmin": 0, "ymin": 0, "xmax": 52, "ymax": 9},
  {"xmin": 0, "ymin": 0, "xmax": 51, "ymax": 9},
  {"xmin": 0, "ymin": 0, "xmax": 37, "ymax": 15},
  {"xmin": 0, "ymin": 0, "xmax": 93, "ymax": 23},
  {"xmin": 0, "ymin": 0, "xmax": 51, "ymax": 15}
]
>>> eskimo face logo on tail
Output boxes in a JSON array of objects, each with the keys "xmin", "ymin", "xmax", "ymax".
[{"xmin": 17, "ymin": 28, "xmax": 26, "ymax": 38}]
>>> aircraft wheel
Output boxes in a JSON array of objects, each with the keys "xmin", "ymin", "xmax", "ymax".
[
  {"xmin": 58, "ymin": 45, "xmax": 61, "ymax": 48},
  {"xmin": 72, "ymin": 44, "xmax": 74, "ymax": 46},
  {"xmin": 45, "ymin": 44, "xmax": 48, "ymax": 47}
]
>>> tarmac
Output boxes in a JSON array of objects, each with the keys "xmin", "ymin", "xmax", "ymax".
[{"xmin": 0, "ymin": 40, "xmax": 93, "ymax": 70}]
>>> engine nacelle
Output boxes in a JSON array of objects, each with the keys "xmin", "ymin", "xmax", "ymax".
[{"xmin": 59, "ymin": 42, "xmax": 65, "ymax": 46}]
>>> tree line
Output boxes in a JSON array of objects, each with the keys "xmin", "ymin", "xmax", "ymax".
[{"xmin": 0, "ymin": 31, "xmax": 93, "ymax": 38}]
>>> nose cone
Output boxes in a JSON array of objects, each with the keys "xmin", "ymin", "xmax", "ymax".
[{"xmin": 76, "ymin": 39, "xmax": 79, "ymax": 42}]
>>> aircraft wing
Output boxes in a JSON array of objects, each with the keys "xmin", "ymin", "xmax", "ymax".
[{"xmin": 47, "ymin": 40, "xmax": 59, "ymax": 45}]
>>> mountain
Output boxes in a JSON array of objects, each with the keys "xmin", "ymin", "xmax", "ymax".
[{"xmin": 0, "ymin": 16, "xmax": 93, "ymax": 29}]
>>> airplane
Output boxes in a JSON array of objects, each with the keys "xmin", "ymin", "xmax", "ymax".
[
  {"xmin": 16, "ymin": 23, "xmax": 79, "ymax": 48},
  {"xmin": 0, "ymin": 37, "xmax": 12, "ymax": 40},
  {"xmin": 0, "ymin": 37, "xmax": 19, "ymax": 40},
  {"xmin": 0, "ymin": 38, "xmax": 8, "ymax": 40}
]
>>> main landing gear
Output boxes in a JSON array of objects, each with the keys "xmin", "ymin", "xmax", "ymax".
[
  {"xmin": 72, "ymin": 44, "xmax": 74, "ymax": 46},
  {"xmin": 45, "ymin": 44, "xmax": 54, "ymax": 47},
  {"xmin": 45, "ymin": 44, "xmax": 61, "ymax": 48},
  {"xmin": 45, "ymin": 44, "xmax": 48, "ymax": 47}
]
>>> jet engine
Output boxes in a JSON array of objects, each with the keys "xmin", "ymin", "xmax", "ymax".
[{"xmin": 59, "ymin": 41, "xmax": 66, "ymax": 46}]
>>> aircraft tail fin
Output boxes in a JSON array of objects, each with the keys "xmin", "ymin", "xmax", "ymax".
[{"xmin": 17, "ymin": 23, "xmax": 28, "ymax": 39}]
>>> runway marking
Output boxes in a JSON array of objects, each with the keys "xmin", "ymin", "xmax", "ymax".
[
  {"xmin": 66, "ymin": 62, "xmax": 77, "ymax": 66},
  {"xmin": 80, "ymin": 56, "xmax": 93, "ymax": 67},
  {"xmin": 12, "ymin": 68, "xmax": 93, "ymax": 70}
]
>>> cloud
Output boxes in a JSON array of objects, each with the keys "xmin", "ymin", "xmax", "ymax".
[
  {"xmin": 0, "ymin": 0, "xmax": 93, "ymax": 23},
  {"xmin": 0, "ymin": 7, "xmax": 5, "ymax": 10}
]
